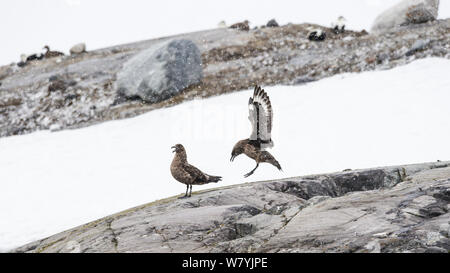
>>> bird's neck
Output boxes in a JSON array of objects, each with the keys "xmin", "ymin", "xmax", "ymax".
[{"xmin": 174, "ymin": 151, "xmax": 187, "ymax": 163}]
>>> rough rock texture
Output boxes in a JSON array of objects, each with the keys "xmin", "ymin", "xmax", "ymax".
[
  {"xmin": 0, "ymin": 19, "xmax": 449, "ymax": 137},
  {"xmin": 13, "ymin": 161, "xmax": 450, "ymax": 253},
  {"xmin": 371, "ymin": 0, "xmax": 440, "ymax": 33},
  {"xmin": 70, "ymin": 43, "xmax": 86, "ymax": 55},
  {"xmin": 116, "ymin": 39, "xmax": 202, "ymax": 103}
]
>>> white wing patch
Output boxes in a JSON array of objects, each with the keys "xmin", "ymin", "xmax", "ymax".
[{"xmin": 248, "ymin": 85, "xmax": 273, "ymax": 148}]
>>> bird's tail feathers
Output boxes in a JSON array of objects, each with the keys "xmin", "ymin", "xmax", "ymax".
[
  {"xmin": 208, "ymin": 175, "xmax": 222, "ymax": 183},
  {"xmin": 266, "ymin": 157, "xmax": 282, "ymax": 171},
  {"xmin": 273, "ymin": 161, "xmax": 282, "ymax": 171}
]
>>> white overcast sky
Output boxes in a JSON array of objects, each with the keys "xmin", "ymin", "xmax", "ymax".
[{"xmin": 0, "ymin": 0, "xmax": 449, "ymax": 66}]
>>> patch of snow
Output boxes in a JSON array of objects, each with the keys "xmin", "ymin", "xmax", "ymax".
[{"xmin": 49, "ymin": 124, "xmax": 61, "ymax": 132}]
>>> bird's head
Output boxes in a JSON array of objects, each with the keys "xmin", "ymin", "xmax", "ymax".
[
  {"xmin": 43, "ymin": 45, "xmax": 50, "ymax": 51},
  {"xmin": 230, "ymin": 150, "xmax": 238, "ymax": 162},
  {"xmin": 171, "ymin": 144, "xmax": 185, "ymax": 154},
  {"xmin": 230, "ymin": 139, "xmax": 246, "ymax": 162}
]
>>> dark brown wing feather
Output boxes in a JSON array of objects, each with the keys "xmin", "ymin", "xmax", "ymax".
[{"xmin": 183, "ymin": 164, "xmax": 209, "ymax": 185}]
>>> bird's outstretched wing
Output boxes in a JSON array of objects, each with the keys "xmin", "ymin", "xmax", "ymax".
[{"xmin": 248, "ymin": 85, "xmax": 273, "ymax": 148}]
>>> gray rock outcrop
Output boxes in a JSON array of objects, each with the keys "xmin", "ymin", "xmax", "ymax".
[
  {"xmin": 116, "ymin": 39, "xmax": 203, "ymax": 103},
  {"xmin": 70, "ymin": 43, "xmax": 86, "ymax": 55},
  {"xmin": 266, "ymin": 19, "xmax": 279, "ymax": 28},
  {"xmin": 371, "ymin": 0, "xmax": 440, "ymax": 33},
  {"xmin": 13, "ymin": 161, "xmax": 450, "ymax": 253}
]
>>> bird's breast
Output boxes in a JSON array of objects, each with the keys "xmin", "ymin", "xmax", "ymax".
[{"xmin": 170, "ymin": 162, "xmax": 190, "ymax": 184}]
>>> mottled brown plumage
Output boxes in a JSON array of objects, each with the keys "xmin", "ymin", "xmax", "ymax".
[
  {"xmin": 170, "ymin": 144, "xmax": 222, "ymax": 198},
  {"xmin": 231, "ymin": 85, "xmax": 282, "ymax": 178},
  {"xmin": 43, "ymin": 45, "xmax": 64, "ymax": 59},
  {"xmin": 231, "ymin": 139, "xmax": 281, "ymax": 178}
]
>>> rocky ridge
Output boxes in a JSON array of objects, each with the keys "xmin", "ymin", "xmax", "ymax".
[
  {"xmin": 13, "ymin": 161, "xmax": 450, "ymax": 253},
  {"xmin": 1, "ymin": 19, "xmax": 449, "ymax": 137}
]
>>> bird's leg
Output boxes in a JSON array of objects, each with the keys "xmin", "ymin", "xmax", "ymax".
[
  {"xmin": 178, "ymin": 184, "xmax": 189, "ymax": 199},
  {"xmin": 244, "ymin": 163, "xmax": 259, "ymax": 178},
  {"xmin": 188, "ymin": 184, "xmax": 192, "ymax": 197}
]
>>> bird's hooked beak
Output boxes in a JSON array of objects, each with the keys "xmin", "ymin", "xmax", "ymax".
[{"xmin": 171, "ymin": 146, "xmax": 176, "ymax": 153}]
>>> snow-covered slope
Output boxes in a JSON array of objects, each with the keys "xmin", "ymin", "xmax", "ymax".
[{"xmin": 1, "ymin": 58, "xmax": 450, "ymax": 251}]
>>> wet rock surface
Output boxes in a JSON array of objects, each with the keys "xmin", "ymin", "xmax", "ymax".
[
  {"xmin": 13, "ymin": 161, "xmax": 450, "ymax": 253},
  {"xmin": 0, "ymin": 19, "xmax": 449, "ymax": 137}
]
